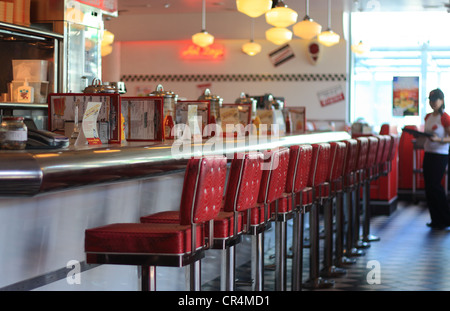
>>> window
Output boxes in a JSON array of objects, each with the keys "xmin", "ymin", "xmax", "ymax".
[{"xmin": 350, "ymin": 11, "xmax": 450, "ymax": 132}]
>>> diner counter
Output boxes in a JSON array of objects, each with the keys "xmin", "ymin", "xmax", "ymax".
[
  {"xmin": 0, "ymin": 130, "xmax": 352, "ymax": 291},
  {"xmin": 0, "ymin": 131, "xmax": 350, "ymax": 197}
]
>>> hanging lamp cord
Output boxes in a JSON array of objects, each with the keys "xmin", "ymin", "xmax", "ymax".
[{"xmin": 202, "ymin": 0, "xmax": 206, "ymax": 31}]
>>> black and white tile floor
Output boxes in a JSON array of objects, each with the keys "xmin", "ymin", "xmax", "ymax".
[{"xmin": 203, "ymin": 200, "xmax": 450, "ymax": 291}]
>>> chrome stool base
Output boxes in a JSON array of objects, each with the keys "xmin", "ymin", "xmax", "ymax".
[
  {"xmin": 363, "ymin": 234, "xmax": 380, "ymax": 242},
  {"xmin": 321, "ymin": 266, "xmax": 347, "ymax": 278},
  {"xmin": 303, "ymin": 277, "xmax": 335, "ymax": 290}
]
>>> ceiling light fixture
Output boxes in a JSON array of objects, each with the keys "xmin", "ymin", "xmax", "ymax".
[
  {"xmin": 266, "ymin": 27, "xmax": 292, "ymax": 45},
  {"xmin": 293, "ymin": 0, "xmax": 322, "ymax": 40},
  {"xmin": 242, "ymin": 18, "xmax": 261, "ymax": 56},
  {"xmin": 265, "ymin": 0, "xmax": 298, "ymax": 28},
  {"xmin": 317, "ymin": 0, "xmax": 340, "ymax": 47},
  {"xmin": 351, "ymin": 40, "xmax": 370, "ymax": 55},
  {"xmin": 236, "ymin": 0, "xmax": 272, "ymax": 18},
  {"xmin": 192, "ymin": 0, "xmax": 214, "ymax": 48}
]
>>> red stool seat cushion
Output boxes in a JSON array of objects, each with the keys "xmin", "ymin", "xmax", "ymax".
[
  {"xmin": 271, "ymin": 193, "xmax": 293, "ymax": 214},
  {"xmin": 85, "ymin": 222, "xmax": 205, "ymax": 255},
  {"xmin": 244, "ymin": 204, "xmax": 272, "ymax": 226},
  {"xmin": 140, "ymin": 210, "xmax": 244, "ymax": 239}
]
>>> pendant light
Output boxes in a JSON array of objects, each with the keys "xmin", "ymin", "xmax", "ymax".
[
  {"xmin": 318, "ymin": 0, "xmax": 340, "ymax": 47},
  {"xmin": 351, "ymin": 41, "xmax": 370, "ymax": 55},
  {"xmin": 265, "ymin": 0, "xmax": 298, "ymax": 28},
  {"xmin": 242, "ymin": 18, "xmax": 262, "ymax": 56},
  {"xmin": 192, "ymin": 0, "xmax": 214, "ymax": 48},
  {"xmin": 293, "ymin": 0, "xmax": 322, "ymax": 40},
  {"xmin": 236, "ymin": 0, "xmax": 272, "ymax": 18},
  {"xmin": 266, "ymin": 27, "xmax": 292, "ymax": 45}
]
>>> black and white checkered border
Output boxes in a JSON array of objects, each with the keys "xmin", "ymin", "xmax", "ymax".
[{"xmin": 121, "ymin": 73, "xmax": 347, "ymax": 83}]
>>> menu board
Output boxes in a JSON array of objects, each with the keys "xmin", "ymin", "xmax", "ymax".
[
  {"xmin": 176, "ymin": 100, "xmax": 210, "ymax": 137},
  {"xmin": 120, "ymin": 96, "xmax": 164, "ymax": 141},
  {"xmin": 283, "ymin": 107, "xmax": 306, "ymax": 134},
  {"xmin": 222, "ymin": 103, "xmax": 252, "ymax": 127},
  {"xmin": 48, "ymin": 93, "xmax": 121, "ymax": 144}
]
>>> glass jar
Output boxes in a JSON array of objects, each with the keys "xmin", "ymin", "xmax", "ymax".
[{"xmin": 0, "ymin": 117, "xmax": 27, "ymax": 150}]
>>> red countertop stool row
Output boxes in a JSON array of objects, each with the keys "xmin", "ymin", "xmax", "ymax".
[{"xmin": 84, "ymin": 137, "xmax": 387, "ymax": 291}]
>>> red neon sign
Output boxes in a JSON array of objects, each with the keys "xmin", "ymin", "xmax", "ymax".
[{"xmin": 181, "ymin": 44, "xmax": 225, "ymax": 60}]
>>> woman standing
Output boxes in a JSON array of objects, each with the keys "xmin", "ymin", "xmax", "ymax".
[{"xmin": 423, "ymin": 88, "xmax": 450, "ymax": 229}]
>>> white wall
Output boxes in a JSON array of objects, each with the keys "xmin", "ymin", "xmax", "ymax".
[{"xmin": 102, "ymin": 9, "xmax": 349, "ymax": 123}]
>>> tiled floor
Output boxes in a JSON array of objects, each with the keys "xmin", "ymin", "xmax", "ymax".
[{"xmin": 203, "ymin": 200, "xmax": 450, "ymax": 291}]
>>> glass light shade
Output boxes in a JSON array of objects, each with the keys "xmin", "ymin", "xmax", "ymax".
[
  {"xmin": 318, "ymin": 29, "xmax": 340, "ymax": 47},
  {"xmin": 102, "ymin": 30, "xmax": 115, "ymax": 47},
  {"xmin": 101, "ymin": 44, "xmax": 113, "ymax": 57},
  {"xmin": 293, "ymin": 17, "xmax": 322, "ymax": 40},
  {"xmin": 351, "ymin": 41, "xmax": 370, "ymax": 55},
  {"xmin": 265, "ymin": 27, "xmax": 292, "ymax": 45},
  {"xmin": 265, "ymin": 6, "xmax": 298, "ymax": 28},
  {"xmin": 242, "ymin": 41, "xmax": 262, "ymax": 56},
  {"xmin": 237, "ymin": 0, "xmax": 272, "ymax": 18},
  {"xmin": 192, "ymin": 31, "xmax": 214, "ymax": 48}
]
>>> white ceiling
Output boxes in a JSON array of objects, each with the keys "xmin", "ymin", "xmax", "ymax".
[{"xmin": 117, "ymin": 0, "xmax": 450, "ymax": 15}]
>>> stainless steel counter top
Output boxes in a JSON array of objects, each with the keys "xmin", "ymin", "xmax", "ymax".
[{"xmin": 0, "ymin": 131, "xmax": 350, "ymax": 197}]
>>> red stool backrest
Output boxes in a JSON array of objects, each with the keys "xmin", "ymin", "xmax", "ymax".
[
  {"xmin": 328, "ymin": 141, "xmax": 346, "ymax": 182},
  {"xmin": 381, "ymin": 135, "xmax": 392, "ymax": 164},
  {"xmin": 308, "ymin": 143, "xmax": 331, "ymax": 187},
  {"xmin": 258, "ymin": 147, "xmax": 290, "ymax": 204},
  {"xmin": 355, "ymin": 137, "xmax": 369, "ymax": 171},
  {"xmin": 179, "ymin": 155, "xmax": 227, "ymax": 225},
  {"xmin": 374, "ymin": 135, "xmax": 386, "ymax": 166},
  {"xmin": 366, "ymin": 136, "xmax": 379, "ymax": 170},
  {"xmin": 286, "ymin": 144, "xmax": 313, "ymax": 194},
  {"xmin": 342, "ymin": 139, "xmax": 358, "ymax": 177},
  {"xmin": 387, "ymin": 135, "xmax": 398, "ymax": 162},
  {"xmin": 223, "ymin": 152, "xmax": 264, "ymax": 213}
]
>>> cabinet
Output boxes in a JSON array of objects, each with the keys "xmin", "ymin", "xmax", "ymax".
[{"xmin": 0, "ymin": 21, "xmax": 63, "ymax": 129}]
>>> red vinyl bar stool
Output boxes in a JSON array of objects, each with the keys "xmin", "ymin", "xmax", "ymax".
[
  {"xmin": 216, "ymin": 152, "xmax": 264, "ymax": 291},
  {"xmin": 361, "ymin": 136, "xmax": 380, "ymax": 244},
  {"xmin": 84, "ymin": 155, "xmax": 227, "ymax": 291},
  {"xmin": 361, "ymin": 135, "xmax": 387, "ymax": 243},
  {"xmin": 247, "ymin": 147, "xmax": 290, "ymax": 291},
  {"xmin": 353, "ymin": 137, "xmax": 370, "ymax": 252},
  {"xmin": 321, "ymin": 141, "xmax": 347, "ymax": 278},
  {"xmin": 373, "ymin": 135, "xmax": 387, "ymax": 179},
  {"xmin": 384, "ymin": 135, "xmax": 398, "ymax": 174},
  {"xmin": 290, "ymin": 145, "xmax": 314, "ymax": 291},
  {"xmin": 270, "ymin": 144, "xmax": 312, "ymax": 291},
  {"xmin": 380, "ymin": 135, "xmax": 395, "ymax": 175},
  {"xmin": 337, "ymin": 139, "xmax": 358, "ymax": 265},
  {"xmin": 303, "ymin": 142, "xmax": 334, "ymax": 289},
  {"xmin": 140, "ymin": 152, "xmax": 264, "ymax": 291}
]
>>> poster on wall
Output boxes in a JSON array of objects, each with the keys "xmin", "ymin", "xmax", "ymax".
[
  {"xmin": 317, "ymin": 85, "xmax": 345, "ymax": 107},
  {"xmin": 393, "ymin": 76, "xmax": 419, "ymax": 116}
]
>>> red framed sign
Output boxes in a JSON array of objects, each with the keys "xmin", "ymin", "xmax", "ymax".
[
  {"xmin": 283, "ymin": 107, "xmax": 306, "ymax": 134},
  {"xmin": 176, "ymin": 100, "xmax": 211, "ymax": 137},
  {"xmin": 48, "ymin": 93, "xmax": 121, "ymax": 144},
  {"xmin": 222, "ymin": 103, "xmax": 252, "ymax": 127},
  {"xmin": 120, "ymin": 96, "xmax": 164, "ymax": 142}
]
